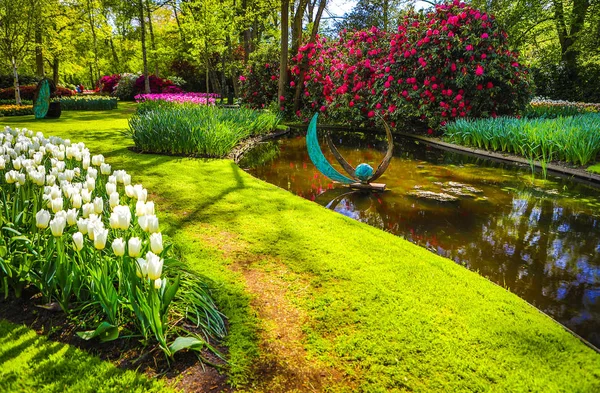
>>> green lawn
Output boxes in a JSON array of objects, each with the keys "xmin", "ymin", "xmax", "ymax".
[{"xmin": 2, "ymin": 105, "xmax": 600, "ymax": 392}]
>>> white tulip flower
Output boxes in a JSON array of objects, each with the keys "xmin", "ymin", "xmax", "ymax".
[
  {"xmin": 154, "ymin": 278, "xmax": 162, "ymax": 289},
  {"xmin": 135, "ymin": 200, "xmax": 146, "ymax": 217},
  {"xmin": 5, "ymin": 170, "xmax": 17, "ymax": 184},
  {"xmin": 122, "ymin": 174, "xmax": 131, "ymax": 186},
  {"xmin": 106, "ymin": 182, "xmax": 117, "ymax": 195},
  {"xmin": 51, "ymin": 197, "xmax": 63, "ymax": 213},
  {"xmin": 100, "ymin": 163, "xmax": 111, "ymax": 175},
  {"xmin": 150, "ymin": 232, "xmax": 163, "ymax": 254},
  {"xmin": 112, "ymin": 238, "xmax": 125, "ymax": 256},
  {"xmin": 108, "ymin": 175, "xmax": 117, "ymax": 184},
  {"xmin": 138, "ymin": 215, "xmax": 149, "ymax": 232},
  {"xmin": 93, "ymin": 197, "xmax": 103, "ymax": 214},
  {"xmin": 109, "ymin": 192, "xmax": 120, "ymax": 209},
  {"xmin": 145, "ymin": 201, "xmax": 155, "ymax": 216},
  {"xmin": 147, "ymin": 215, "xmax": 159, "ymax": 233},
  {"xmin": 128, "ymin": 237, "xmax": 142, "ymax": 257},
  {"xmin": 82, "ymin": 155, "xmax": 90, "ymax": 170},
  {"xmin": 82, "ymin": 189, "xmax": 92, "ymax": 203},
  {"xmin": 71, "ymin": 193, "xmax": 82, "ymax": 209},
  {"xmin": 146, "ymin": 251, "xmax": 163, "ymax": 280},
  {"xmin": 87, "ymin": 167, "xmax": 98, "ymax": 179},
  {"xmin": 125, "ymin": 184, "xmax": 135, "ymax": 198},
  {"xmin": 136, "ymin": 257, "xmax": 148, "ymax": 278},
  {"xmin": 86, "ymin": 177, "xmax": 95, "ymax": 191},
  {"xmin": 49, "ymin": 216, "xmax": 66, "ymax": 237},
  {"xmin": 82, "ymin": 203, "xmax": 93, "ymax": 218},
  {"xmin": 77, "ymin": 218, "xmax": 89, "ymax": 234},
  {"xmin": 110, "ymin": 205, "xmax": 131, "ymax": 230},
  {"xmin": 72, "ymin": 232, "xmax": 84, "ymax": 251},
  {"xmin": 66, "ymin": 208, "xmax": 78, "ymax": 226},
  {"xmin": 93, "ymin": 227, "xmax": 108, "ymax": 250},
  {"xmin": 36, "ymin": 209, "xmax": 51, "ymax": 229}
]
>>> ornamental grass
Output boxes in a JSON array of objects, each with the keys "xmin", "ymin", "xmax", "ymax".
[
  {"xmin": 127, "ymin": 101, "xmax": 280, "ymax": 157},
  {"xmin": 0, "ymin": 126, "xmax": 225, "ymax": 358},
  {"xmin": 444, "ymin": 114, "xmax": 600, "ymax": 167}
]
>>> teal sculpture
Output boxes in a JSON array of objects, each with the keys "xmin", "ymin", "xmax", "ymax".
[
  {"xmin": 306, "ymin": 113, "xmax": 394, "ymax": 190},
  {"xmin": 33, "ymin": 79, "xmax": 50, "ymax": 119}
]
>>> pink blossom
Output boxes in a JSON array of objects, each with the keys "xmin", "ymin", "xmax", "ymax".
[{"xmin": 475, "ymin": 65, "xmax": 484, "ymax": 76}]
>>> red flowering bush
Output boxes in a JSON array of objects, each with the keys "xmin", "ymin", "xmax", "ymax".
[
  {"xmin": 239, "ymin": 62, "xmax": 280, "ymax": 109},
  {"xmin": 241, "ymin": 1, "xmax": 533, "ymax": 130},
  {"xmin": 0, "ymin": 85, "xmax": 75, "ymax": 100},
  {"xmin": 98, "ymin": 74, "xmax": 121, "ymax": 93}
]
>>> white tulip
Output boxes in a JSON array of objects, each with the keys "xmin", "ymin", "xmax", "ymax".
[
  {"xmin": 122, "ymin": 173, "xmax": 131, "ymax": 186},
  {"xmin": 71, "ymin": 193, "xmax": 82, "ymax": 209},
  {"xmin": 82, "ymin": 203, "xmax": 93, "ymax": 218},
  {"xmin": 51, "ymin": 198, "xmax": 63, "ymax": 213},
  {"xmin": 0, "ymin": 156, "xmax": 5, "ymax": 169},
  {"xmin": 77, "ymin": 218, "xmax": 89, "ymax": 234},
  {"xmin": 150, "ymin": 232, "xmax": 163, "ymax": 254},
  {"xmin": 36, "ymin": 209, "xmax": 51, "ymax": 229},
  {"xmin": 66, "ymin": 208, "xmax": 78, "ymax": 226},
  {"xmin": 82, "ymin": 155, "xmax": 90, "ymax": 169},
  {"xmin": 138, "ymin": 215, "xmax": 149, "ymax": 232},
  {"xmin": 50, "ymin": 186, "xmax": 61, "ymax": 200},
  {"xmin": 108, "ymin": 175, "xmax": 117, "ymax": 184},
  {"xmin": 100, "ymin": 163, "xmax": 111, "ymax": 175},
  {"xmin": 72, "ymin": 232, "xmax": 84, "ymax": 251},
  {"xmin": 135, "ymin": 200, "xmax": 146, "ymax": 217},
  {"xmin": 91, "ymin": 154, "xmax": 104, "ymax": 166},
  {"xmin": 109, "ymin": 192, "xmax": 120, "ymax": 209},
  {"xmin": 93, "ymin": 227, "xmax": 108, "ymax": 250},
  {"xmin": 154, "ymin": 278, "xmax": 162, "ymax": 289},
  {"xmin": 112, "ymin": 238, "xmax": 125, "ymax": 256},
  {"xmin": 145, "ymin": 201, "xmax": 155, "ymax": 216},
  {"xmin": 147, "ymin": 215, "xmax": 159, "ymax": 233},
  {"xmin": 16, "ymin": 173, "xmax": 26, "ymax": 186},
  {"xmin": 93, "ymin": 197, "xmax": 103, "ymax": 214},
  {"xmin": 128, "ymin": 237, "xmax": 142, "ymax": 257},
  {"xmin": 111, "ymin": 205, "xmax": 131, "ymax": 230},
  {"xmin": 86, "ymin": 177, "xmax": 95, "ymax": 191},
  {"xmin": 106, "ymin": 182, "xmax": 117, "ymax": 195},
  {"xmin": 136, "ymin": 257, "xmax": 148, "ymax": 278},
  {"xmin": 45, "ymin": 174, "xmax": 56, "ymax": 185},
  {"xmin": 49, "ymin": 216, "xmax": 66, "ymax": 237},
  {"xmin": 125, "ymin": 184, "xmax": 135, "ymax": 198},
  {"xmin": 146, "ymin": 251, "xmax": 163, "ymax": 280},
  {"xmin": 87, "ymin": 167, "xmax": 97, "ymax": 179},
  {"xmin": 5, "ymin": 170, "xmax": 17, "ymax": 184},
  {"xmin": 82, "ymin": 189, "xmax": 92, "ymax": 203}
]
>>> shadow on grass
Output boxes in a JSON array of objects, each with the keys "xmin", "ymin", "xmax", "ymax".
[{"xmin": 0, "ymin": 320, "xmax": 167, "ymax": 393}]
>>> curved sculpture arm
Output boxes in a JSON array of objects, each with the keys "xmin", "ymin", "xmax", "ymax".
[
  {"xmin": 325, "ymin": 132, "xmax": 357, "ymax": 180},
  {"xmin": 368, "ymin": 118, "xmax": 394, "ymax": 183},
  {"xmin": 306, "ymin": 113, "xmax": 355, "ymax": 184}
]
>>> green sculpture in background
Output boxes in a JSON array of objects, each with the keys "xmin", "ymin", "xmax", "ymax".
[
  {"xmin": 306, "ymin": 113, "xmax": 394, "ymax": 191},
  {"xmin": 33, "ymin": 79, "xmax": 51, "ymax": 119}
]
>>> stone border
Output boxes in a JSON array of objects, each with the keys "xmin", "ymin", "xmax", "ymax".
[{"xmin": 228, "ymin": 127, "xmax": 291, "ymax": 163}]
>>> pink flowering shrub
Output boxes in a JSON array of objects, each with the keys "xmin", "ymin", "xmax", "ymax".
[
  {"xmin": 239, "ymin": 62, "xmax": 281, "ymax": 109},
  {"xmin": 240, "ymin": 1, "xmax": 533, "ymax": 130},
  {"xmin": 97, "ymin": 74, "xmax": 121, "ymax": 93}
]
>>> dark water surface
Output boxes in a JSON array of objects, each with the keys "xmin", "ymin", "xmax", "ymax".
[{"xmin": 240, "ymin": 130, "xmax": 600, "ymax": 348}]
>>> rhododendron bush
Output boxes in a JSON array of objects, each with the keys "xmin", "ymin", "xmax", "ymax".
[{"xmin": 240, "ymin": 1, "xmax": 533, "ymax": 130}]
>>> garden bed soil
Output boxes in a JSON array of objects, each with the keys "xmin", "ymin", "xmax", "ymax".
[{"xmin": 0, "ymin": 288, "xmax": 232, "ymax": 393}]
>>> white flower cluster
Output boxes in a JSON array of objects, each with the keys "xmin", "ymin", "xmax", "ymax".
[{"xmin": 1, "ymin": 126, "xmax": 165, "ymax": 287}]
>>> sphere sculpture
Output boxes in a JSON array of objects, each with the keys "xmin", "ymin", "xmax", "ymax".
[{"xmin": 306, "ymin": 113, "xmax": 394, "ymax": 190}]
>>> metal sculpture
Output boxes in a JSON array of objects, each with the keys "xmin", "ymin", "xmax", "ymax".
[
  {"xmin": 306, "ymin": 113, "xmax": 394, "ymax": 191},
  {"xmin": 33, "ymin": 79, "xmax": 50, "ymax": 119}
]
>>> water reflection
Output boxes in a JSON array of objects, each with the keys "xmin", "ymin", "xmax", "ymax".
[{"xmin": 240, "ymin": 132, "xmax": 600, "ymax": 347}]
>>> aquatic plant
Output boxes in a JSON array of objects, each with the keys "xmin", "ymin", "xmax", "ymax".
[
  {"xmin": 0, "ymin": 126, "xmax": 225, "ymax": 357},
  {"xmin": 127, "ymin": 102, "xmax": 280, "ymax": 157},
  {"xmin": 444, "ymin": 114, "xmax": 600, "ymax": 168}
]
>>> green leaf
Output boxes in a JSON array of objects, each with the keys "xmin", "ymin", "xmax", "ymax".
[
  {"xmin": 76, "ymin": 321, "xmax": 119, "ymax": 342},
  {"xmin": 168, "ymin": 336, "xmax": 205, "ymax": 354},
  {"xmin": 161, "ymin": 275, "xmax": 180, "ymax": 314}
]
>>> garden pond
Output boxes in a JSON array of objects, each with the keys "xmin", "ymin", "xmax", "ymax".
[{"xmin": 239, "ymin": 129, "xmax": 600, "ymax": 348}]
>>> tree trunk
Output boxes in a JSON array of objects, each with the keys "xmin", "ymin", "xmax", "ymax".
[
  {"xmin": 172, "ymin": 0, "xmax": 186, "ymax": 43},
  {"xmin": 293, "ymin": 0, "xmax": 326, "ymax": 111},
  {"xmin": 553, "ymin": 0, "xmax": 590, "ymax": 71},
  {"xmin": 139, "ymin": 0, "xmax": 150, "ymax": 93},
  {"xmin": 35, "ymin": 27, "xmax": 44, "ymax": 77},
  {"xmin": 53, "ymin": 58, "xmax": 60, "ymax": 86},
  {"xmin": 11, "ymin": 57, "xmax": 21, "ymax": 106},
  {"xmin": 86, "ymin": 0, "xmax": 100, "ymax": 83},
  {"xmin": 110, "ymin": 38, "xmax": 120, "ymax": 71},
  {"xmin": 278, "ymin": 0, "xmax": 289, "ymax": 104},
  {"xmin": 291, "ymin": 0, "xmax": 309, "ymax": 56},
  {"xmin": 145, "ymin": 0, "xmax": 159, "ymax": 77}
]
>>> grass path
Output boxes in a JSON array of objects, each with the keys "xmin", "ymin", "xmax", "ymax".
[{"xmin": 2, "ymin": 104, "xmax": 600, "ymax": 392}]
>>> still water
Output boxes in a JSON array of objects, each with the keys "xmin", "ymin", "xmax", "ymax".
[{"xmin": 240, "ymin": 130, "xmax": 600, "ymax": 348}]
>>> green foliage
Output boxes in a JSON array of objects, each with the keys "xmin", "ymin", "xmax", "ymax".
[
  {"xmin": 127, "ymin": 102, "xmax": 280, "ymax": 157},
  {"xmin": 56, "ymin": 96, "xmax": 118, "ymax": 110},
  {"xmin": 444, "ymin": 114, "xmax": 600, "ymax": 166},
  {"xmin": 524, "ymin": 98, "xmax": 600, "ymax": 119}
]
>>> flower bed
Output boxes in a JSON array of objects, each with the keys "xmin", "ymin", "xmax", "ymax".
[
  {"xmin": 0, "ymin": 85, "xmax": 75, "ymax": 100},
  {"xmin": 0, "ymin": 104, "xmax": 34, "ymax": 116},
  {"xmin": 0, "ymin": 126, "xmax": 225, "ymax": 358},
  {"xmin": 127, "ymin": 101, "xmax": 279, "ymax": 157},
  {"xmin": 134, "ymin": 93, "xmax": 220, "ymax": 105},
  {"xmin": 524, "ymin": 98, "xmax": 600, "ymax": 118},
  {"xmin": 55, "ymin": 96, "xmax": 118, "ymax": 110}
]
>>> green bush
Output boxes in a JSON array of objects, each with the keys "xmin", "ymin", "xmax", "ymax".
[
  {"xmin": 128, "ymin": 102, "xmax": 280, "ymax": 157},
  {"xmin": 55, "ymin": 95, "xmax": 118, "ymax": 110},
  {"xmin": 444, "ymin": 114, "xmax": 600, "ymax": 166}
]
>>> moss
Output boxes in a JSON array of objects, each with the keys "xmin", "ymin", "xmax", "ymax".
[
  {"xmin": 2, "ymin": 107, "xmax": 600, "ymax": 392},
  {"xmin": 587, "ymin": 164, "xmax": 600, "ymax": 174}
]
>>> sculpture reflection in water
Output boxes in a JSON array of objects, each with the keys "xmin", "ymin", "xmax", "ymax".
[{"xmin": 306, "ymin": 113, "xmax": 393, "ymax": 191}]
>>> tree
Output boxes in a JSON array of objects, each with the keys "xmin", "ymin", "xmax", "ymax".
[{"xmin": 0, "ymin": 0, "xmax": 36, "ymax": 104}]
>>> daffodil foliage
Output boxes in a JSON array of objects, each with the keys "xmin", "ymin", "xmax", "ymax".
[{"xmin": 0, "ymin": 126, "xmax": 225, "ymax": 358}]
